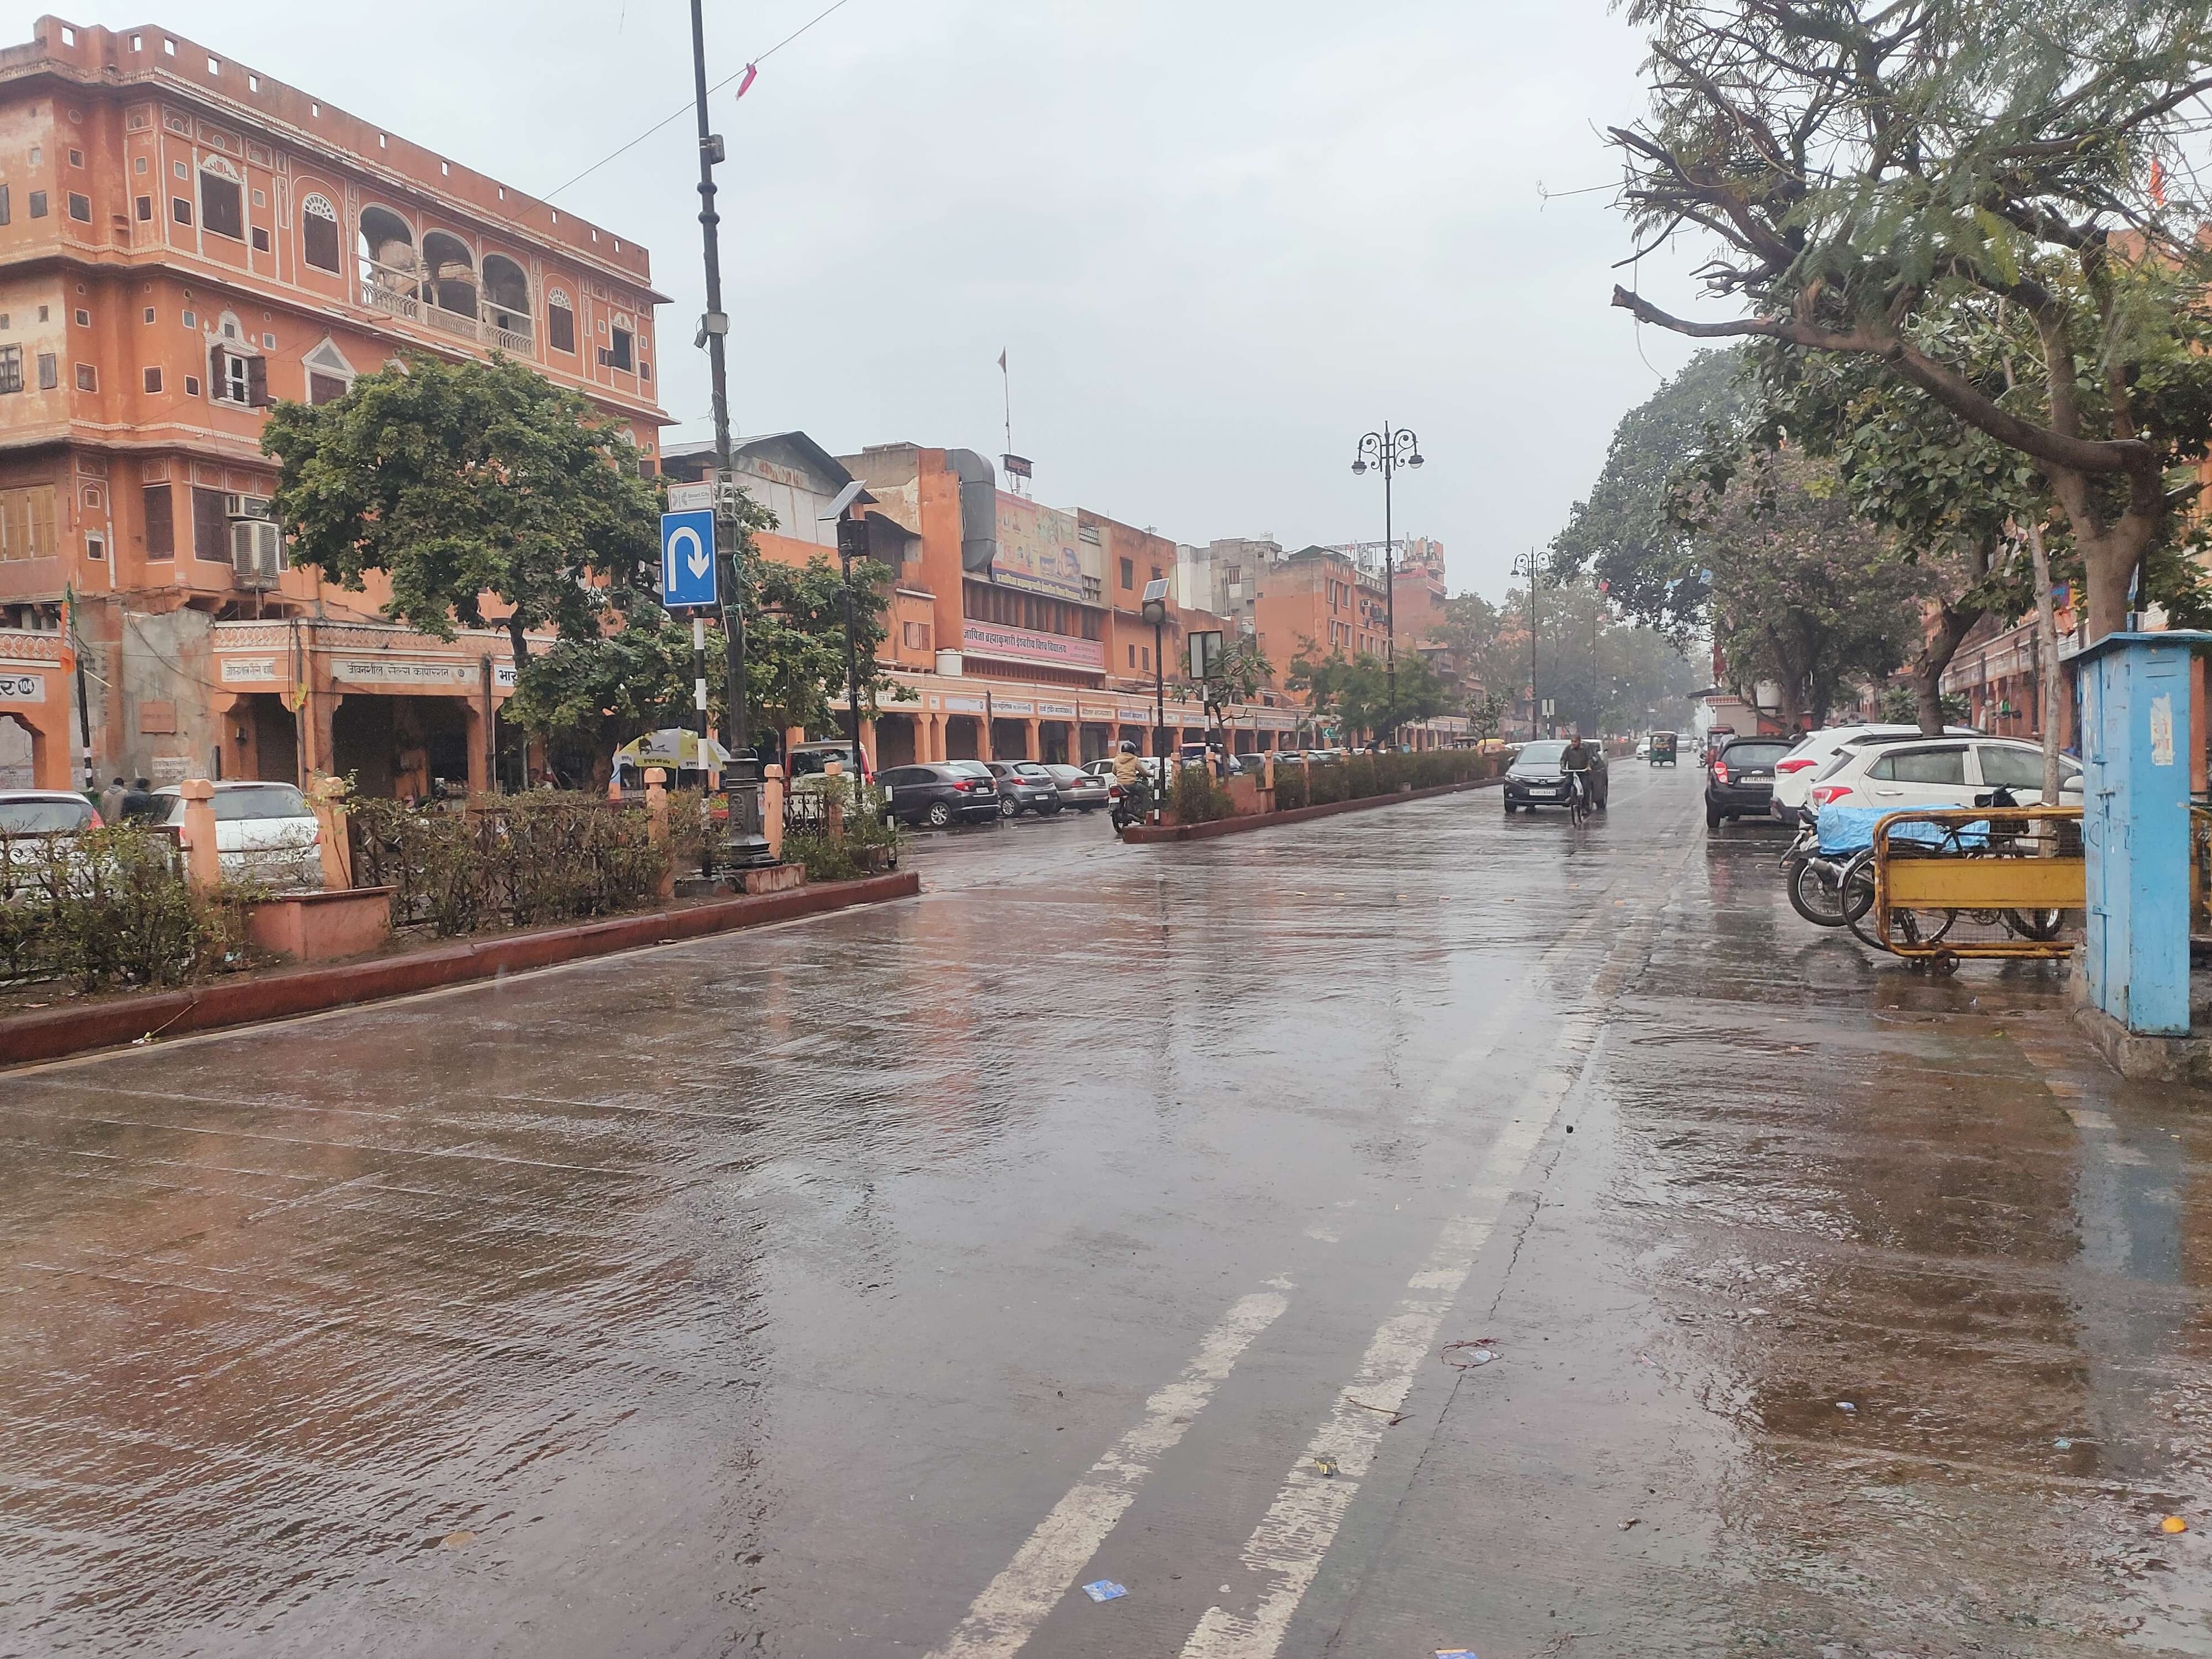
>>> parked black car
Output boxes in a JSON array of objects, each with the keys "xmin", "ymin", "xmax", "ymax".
[
  {"xmin": 984, "ymin": 760, "xmax": 1063, "ymax": 818},
  {"xmin": 878, "ymin": 762, "xmax": 1002, "ymax": 828},
  {"xmin": 1705, "ymin": 736, "xmax": 1795, "ymax": 829},
  {"xmin": 1502, "ymin": 740, "xmax": 1609, "ymax": 813}
]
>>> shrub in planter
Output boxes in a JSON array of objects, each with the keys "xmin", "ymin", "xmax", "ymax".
[
  {"xmin": 1169, "ymin": 766, "xmax": 1236, "ymax": 824},
  {"xmin": 1306, "ymin": 762, "xmax": 1348, "ymax": 805},
  {"xmin": 2, "ymin": 827, "xmax": 253, "ymax": 991},
  {"xmin": 1344, "ymin": 755, "xmax": 1379, "ymax": 798},
  {"xmin": 1272, "ymin": 766, "xmax": 1309, "ymax": 812}
]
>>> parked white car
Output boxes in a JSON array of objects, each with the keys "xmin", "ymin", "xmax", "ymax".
[
  {"xmin": 1770, "ymin": 724, "xmax": 1980, "ymax": 822},
  {"xmin": 1807, "ymin": 736, "xmax": 2082, "ymax": 816},
  {"xmin": 157, "ymin": 781, "xmax": 324, "ymax": 891}
]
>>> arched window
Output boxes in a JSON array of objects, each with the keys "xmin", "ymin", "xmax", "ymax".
[
  {"xmin": 358, "ymin": 204, "xmax": 417, "ymax": 316},
  {"xmin": 300, "ymin": 192, "xmax": 340, "ymax": 273},
  {"xmin": 421, "ymin": 230, "xmax": 475, "ymax": 320},
  {"xmin": 198, "ymin": 153, "xmax": 242, "ymax": 240},
  {"xmin": 546, "ymin": 285, "xmax": 575, "ymax": 355},
  {"xmin": 482, "ymin": 253, "xmax": 531, "ymax": 346}
]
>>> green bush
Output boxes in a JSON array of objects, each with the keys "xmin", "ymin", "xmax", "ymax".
[
  {"xmin": 781, "ymin": 828, "xmax": 863, "ymax": 882},
  {"xmin": 1169, "ymin": 766, "xmax": 1236, "ymax": 824},
  {"xmin": 1272, "ymin": 765, "xmax": 1309, "ymax": 811},
  {"xmin": 350, "ymin": 793, "xmax": 669, "ymax": 937},
  {"xmin": 0, "ymin": 827, "xmax": 253, "ymax": 992}
]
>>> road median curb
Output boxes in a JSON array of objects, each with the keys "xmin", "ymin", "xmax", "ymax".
[
  {"xmin": 0, "ymin": 869, "xmax": 921, "ymax": 1068},
  {"xmin": 1120, "ymin": 776, "xmax": 1502, "ymax": 843}
]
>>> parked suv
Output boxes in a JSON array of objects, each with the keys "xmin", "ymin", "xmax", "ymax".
[
  {"xmin": 156, "ymin": 781, "xmax": 323, "ymax": 889},
  {"xmin": 1808, "ymin": 736, "xmax": 2082, "ymax": 815},
  {"xmin": 878, "ymin": 762, "xmax": 1002, "ymax": 828},
  {"xmin": 1503, "ymin": 740, "xmax": 1609, "ymax": 813},
  {"xmin": 1705, "ymin": 736, "xmax": 1794, "ymax": 828},
  {"xmin": 1770, "ymin": 724, "xmax": 1979, "ymax": 823}
]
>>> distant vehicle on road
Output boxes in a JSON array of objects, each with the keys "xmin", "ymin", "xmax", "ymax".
[
  {"xmin": 878, "ymin": 763, "xmax": 1001, "ymax": 829},
  {"xmin": 984, "ymin": 760, "xmax": 1062, "ymax": 818},
  {"xmin": 1647, "ymin": 732, "xmax": 1677, "ymax": 766},
  {"xmin": 156, "ymin": 780, "xmax": 323, "ymax": 889},
  {"xmin": 1704, "ymin": 736, "xmax": 1796, "ymax": 828},
  {"xmin": 1043, "ymin": 763, "xmax": 1109, "ymax": 812},
  {"xmin": 1503, "ymin": 740, "xmax": 1610, "ymax": 814},
  {"xmin": 1807, "ymin": 736, "xmax": 2083, "ymax": 816}
]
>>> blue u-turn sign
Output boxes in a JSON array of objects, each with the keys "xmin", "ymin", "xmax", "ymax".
[{"xmin": 660, "ymin": 510, "xmax": 718, "ymax": 608}]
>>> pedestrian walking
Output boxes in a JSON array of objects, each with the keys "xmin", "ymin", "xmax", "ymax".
[{"xmin": 97, "ymin": 775, "xmax": 126, "ymax": 825}]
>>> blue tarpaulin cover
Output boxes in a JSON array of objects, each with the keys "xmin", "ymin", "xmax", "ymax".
[{"xmin": 1816, "ymin": 805, "xmax": 1989, "ymax": 855}]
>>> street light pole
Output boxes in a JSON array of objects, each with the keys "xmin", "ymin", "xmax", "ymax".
[
  {"xmin": 1352, "ymin": 422, "xmax": 1422, "ymax": 746},
  {"xmin": 688, "ymin": 0, "xmax": 771, "ymax": 865},
  {"xmin": 1513, "ymin": 549, "xmax": 1541, "ymax": 739},
  {"xmin": 1142, "ymin": 580, "xmax": 1169, "ymax": 820}
]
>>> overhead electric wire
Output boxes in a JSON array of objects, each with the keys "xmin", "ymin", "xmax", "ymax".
[{"xmin": 537, "ymin": 0, "xmax": 860, "ymax": 206}]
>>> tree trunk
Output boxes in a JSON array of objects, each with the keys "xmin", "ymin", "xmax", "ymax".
[
  {"xmin": 2026, "ymin": 519, "xmax": 2063, "ymax": 809},
  {"xmin": 506, "ymin": 613, "xmax": 531, "ymax": 698},
  {"xmin": 1911, "ymin": 601, "xmax": 1980, "ymax": 736}
]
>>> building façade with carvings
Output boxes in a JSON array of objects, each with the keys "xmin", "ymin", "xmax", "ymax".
[{"xmin": 0, "ymin": 16, "xmax": 668, "ymax": 793}]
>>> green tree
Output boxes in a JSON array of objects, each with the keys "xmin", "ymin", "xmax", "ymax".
[
  {"xmin": 263, "ymin": 354, "xmax": 663, "ymax": 686},
  {"xmin": 1286, "ymin": 648, "xmax": 1447, "ymax": 741},
  {"xmin": 1681, "ymin": 451, "xmax": 1921, "ymax": 728},
  {"xmin": 1551, "ymin": 348, "xmax": 1750, "ymax": 640},
  {"xmin": 1607, "ymin": 0, "xmax": 2212, "ymax": 641}
]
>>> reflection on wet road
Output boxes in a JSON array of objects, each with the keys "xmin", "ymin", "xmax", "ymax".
[{"xmin": 2, "ymin": 766, "xmax": 2206, "ymax": 1656}]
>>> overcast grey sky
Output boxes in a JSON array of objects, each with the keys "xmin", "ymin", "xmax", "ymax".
[{"xmin": 57, "ymin": 0, "xmax": 1710, "ymax": 601}]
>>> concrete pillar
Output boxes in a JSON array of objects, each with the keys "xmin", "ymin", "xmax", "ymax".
[
  {"xmin": 464, "ymin": 706, "xmax": 490, "ymax": 796},
  {"xmin": 179, "ymin": 778, "xmax": 220, "ymax": 892},
  {"xmin": 762, "ymin": 764, "xmax": 786, "ymax": 862},
  {"xmin": 979, "ymin": 718, "xmax": 995, "ymax": 762},
  {"xmin": 310, "ymin": 775, "xmax": 353, "ymax": 890},
  {"xmin": 824, "ymin": 757, "xmax": 846, "ymax": 841},
  {"xmin": 861, "ymin": 717, "xmax": 877, "ymax": 774},
  {"xmin": 646, "ymin": 767, "xmax": 673, "ymax": 902},
  {"xmin": 1023, "ymin": 718, "xmax": 1040, "ymax": 761}
]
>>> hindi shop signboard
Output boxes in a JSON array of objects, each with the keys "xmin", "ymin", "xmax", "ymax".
[
  {"xmin": 334, "ymin": 657, "xmax": 515, "ymax": 689},
  {"xmin": 0, "ymin": 670, "xmax": 46, "ymax": 703},
  {"xmin": 960, "ymin": 621, "xmax": 1105, "ymax": 672}
]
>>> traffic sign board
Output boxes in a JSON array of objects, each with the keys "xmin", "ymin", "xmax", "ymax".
[{"xmin": 660, "ymin": 510, "xmax": 718, "ymax": 608}]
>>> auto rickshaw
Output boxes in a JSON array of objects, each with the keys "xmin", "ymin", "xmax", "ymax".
[{"xmin": 1649, "ymin": 731, "xmax": 1677, "ymax": 766}]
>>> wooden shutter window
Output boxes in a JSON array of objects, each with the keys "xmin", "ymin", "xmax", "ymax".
[
  {"xmin": 245, "ymin": 355, "xmax": 269, "ymax": 407},
  {"xmin": 143, "ymin": 483, "xmax": 174, "ymax": 558},
  {"xmin": 192, "ymin": 487, "xmax": 229, "ymax": 561}
]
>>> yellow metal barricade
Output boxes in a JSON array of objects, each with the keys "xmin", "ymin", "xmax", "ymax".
[{"xmin": 1871, "ymin": 806, "xmax": 2085, "ymax": 972}]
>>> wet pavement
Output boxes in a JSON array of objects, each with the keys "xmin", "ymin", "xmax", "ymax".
[{"xmin": 3, "ymin": 766, "xmax": 2208, "ymax": 1657}]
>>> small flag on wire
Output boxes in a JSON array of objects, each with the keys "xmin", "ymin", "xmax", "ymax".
[
  {"xmin": 998, "ymin": 349, "xmax": 1007, "ymax": 372},
  {"xmin": 2150, "ymin": 158, "xmax": 2167, "ymax": 207},
  {"xmin": 734, "ymin": 62, "xmax": 759, "ymax": 100}
]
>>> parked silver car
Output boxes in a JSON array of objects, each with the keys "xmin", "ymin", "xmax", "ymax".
[
  {"xmin": 157, "ymin": 781, "xmax": 324, "ymax": 890},
  {"xmin": 1043, "ymin": 763, "xmax": 1109, "ymax": 811}
]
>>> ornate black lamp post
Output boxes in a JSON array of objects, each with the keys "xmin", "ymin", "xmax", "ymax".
[{"xmin": 1351, "ymin": 423, "xmax": 1422, "ymax": 744}]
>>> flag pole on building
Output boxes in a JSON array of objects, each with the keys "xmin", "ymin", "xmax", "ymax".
[{"xmin": 999, "ymin": 349, "xmax": 1011, "ymax": 460}]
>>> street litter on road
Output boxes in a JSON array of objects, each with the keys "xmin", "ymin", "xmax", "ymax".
[{"xmin": 1080, "ymin": 1579, "xmax": 1127, "ymax": 1601}]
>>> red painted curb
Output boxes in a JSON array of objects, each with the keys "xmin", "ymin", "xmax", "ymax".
[
  {"xmin": 0, "ymin": 870, "xmax": 920, "ymax": 1068},
  {"xmin": 1120, "ymin": 777, "xmax": 1503, "ymax": 843}
]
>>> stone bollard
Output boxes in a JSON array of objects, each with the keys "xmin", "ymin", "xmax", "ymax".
[
  {"xmin": 310, "ymin": 774, "xmax": 353, "ymax": 890},
  {"xmin": 645, "ymin": 767, "xmax": 674, "ymax": 902},
  {"xmin": 824, "ymin": 757, "xmax": 846, "ymax": 842},
  {"xmin": 762, "ymin": 764, "xmax": 786, "ymax": 863},
  {"xmin": 179, "ymin": 778, "xmax": 221, "ymax": 892}
]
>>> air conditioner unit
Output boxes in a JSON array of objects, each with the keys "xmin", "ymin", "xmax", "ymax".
[{"xmin": 229, "ymin": 518, "xmax": 284, "ymax": 586}]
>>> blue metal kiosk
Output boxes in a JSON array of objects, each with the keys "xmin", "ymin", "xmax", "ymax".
[{"xmin": 2075, "ymin": 630, "xmax": 2210, "ymax": 1036}]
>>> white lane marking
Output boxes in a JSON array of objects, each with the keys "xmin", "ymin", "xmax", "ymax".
[
  {"xmin": 1177, "ymin": 876, "xmax": 1673, "ymax": 1659},
  {"xmin": 926, "ymin": 1285, "xmax": 1293, "ymax": 1659}
]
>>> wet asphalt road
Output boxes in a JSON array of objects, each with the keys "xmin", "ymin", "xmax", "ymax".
[{"xmin": 3, "ymin": 764, "xmax": 2209, "ymax": 1657}]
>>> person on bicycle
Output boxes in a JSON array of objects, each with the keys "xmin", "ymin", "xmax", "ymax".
[{"xmin": 1560, "ymin": 730, "xmax": 1594, "ymax": 810}]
